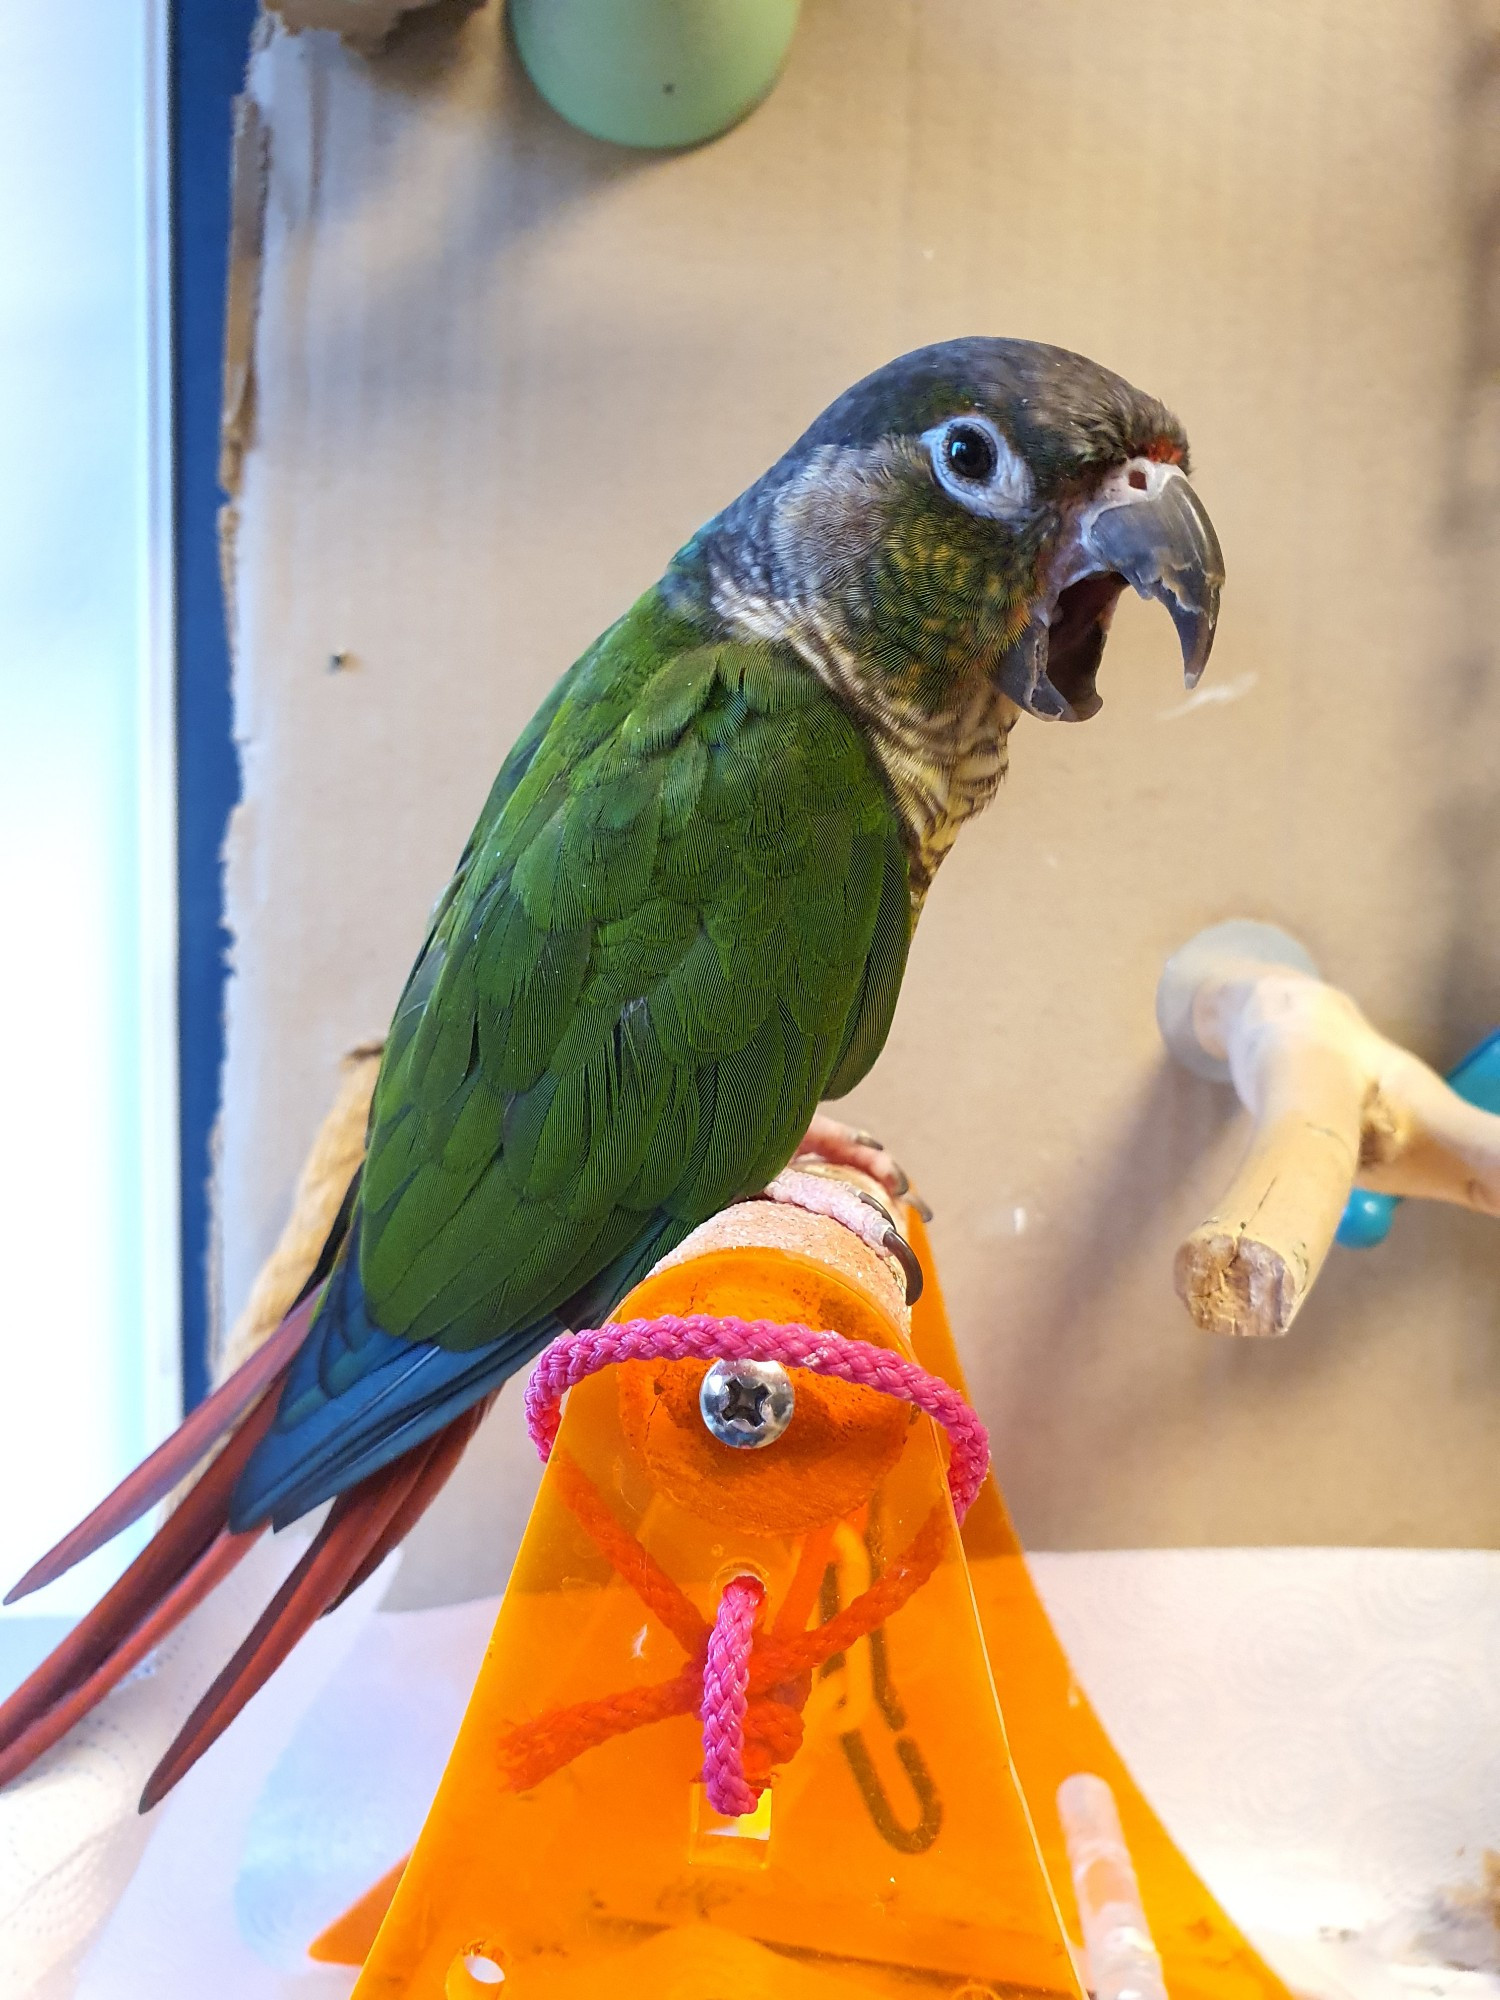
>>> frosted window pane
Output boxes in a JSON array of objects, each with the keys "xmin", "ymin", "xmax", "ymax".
[{"xmin": 0, "ymin": 0, "xmax": 178, "ymax": 1614}]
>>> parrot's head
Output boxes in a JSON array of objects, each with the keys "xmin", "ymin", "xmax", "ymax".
[
  {"xmin": 678, "ymin": 337, "xmax": 1225, "ymax": 894},
  {"xmin": 694, "ymin": 336, "xmax": 1223, "ymax": 736}
]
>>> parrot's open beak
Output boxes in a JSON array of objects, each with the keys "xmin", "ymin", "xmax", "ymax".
[{"xmin": 997, "ymin": 460, "xmax": 1224, "ymax": 722}]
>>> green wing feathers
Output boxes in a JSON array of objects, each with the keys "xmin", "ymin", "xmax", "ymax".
[{"xmin": 360, "ymin": 590, "xmax": 911, "ymax": 1351}]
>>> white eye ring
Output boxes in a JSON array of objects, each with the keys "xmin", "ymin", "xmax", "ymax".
[{"xmin": 923, "ymin": 413, "xmax": 1034, "ymax": 519}]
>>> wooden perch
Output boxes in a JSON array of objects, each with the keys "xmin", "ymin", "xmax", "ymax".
[{"xmin": 1157, "ymin": 922, "xmax": 1500, "ymax": 1339}]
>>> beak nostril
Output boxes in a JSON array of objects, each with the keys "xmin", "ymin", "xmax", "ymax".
[{"xmin": 1127, "ymin": 466, "xmax": 1148, "ymax": 491}]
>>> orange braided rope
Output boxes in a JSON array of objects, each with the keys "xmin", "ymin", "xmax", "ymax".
[
  {"xmin": 496, "ymin": 1451, "xmax": 948, "ymax": 1797},
  {"xmin": 549, "ymin": 1451, "xmax": 706, "ymax": 1654}
]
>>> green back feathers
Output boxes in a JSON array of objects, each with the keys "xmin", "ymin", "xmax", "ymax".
[{"xmin": 358, "ymin": 587, "xmax": 911, "ymax": 1351}]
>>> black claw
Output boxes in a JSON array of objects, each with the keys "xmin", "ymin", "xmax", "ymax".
[
  {"xmin": 882, "ymin": 1225, "xmax": 925, "ymax": 1306},
  {"xmin": 909, "ymin": 1192, "xmax": 935, "ymax": 1224},
  {"xmin": 857, "ymin": 1188, "xmax": 895, "ymax": 1228},
  {"xmin": 845, "ymin": 1132, "xmax": 914, "ymax": 1203},
  {"xmin": 854, "ymin": 1189, "xmax": 927, "ymax": 1301}
]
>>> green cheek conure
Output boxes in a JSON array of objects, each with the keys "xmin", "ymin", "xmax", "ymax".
[{"xmin": 0, "ymin": 337, "xmax": 1222, "ymax": 1804}]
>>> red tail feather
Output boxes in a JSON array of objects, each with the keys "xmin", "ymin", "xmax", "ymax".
[
  {"xmin": 326, "ymin": 1397, "xmax": 493, "ymax": 1613},
  {"xmin": 5, "ymin": 1293, "xmax": 318, "ymax": 1604},
  {"xmin": 139, "ymin": 1445, "xmax": 433, "ymax": 1809},
  {"xmin": 0, "ymin": 1528, "xmax": 263, "ymax": 1790},
  {"xmin": 0, "ymin": 1283, "xmax": 486, "ymax": 1809},
  {"xmin": 0, "ymin": 1390, "xmax": 279, "ymax": 1762}
]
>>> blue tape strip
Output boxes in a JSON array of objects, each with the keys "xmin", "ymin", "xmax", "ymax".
[{"xmin": 172, "ymin": 1, "xmax": 259, "ymax": 1405}]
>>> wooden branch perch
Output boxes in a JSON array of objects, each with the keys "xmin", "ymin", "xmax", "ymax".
[{"xmin": 1157, "ymin": 922, "xmax": 1500, "ymax": 1339}]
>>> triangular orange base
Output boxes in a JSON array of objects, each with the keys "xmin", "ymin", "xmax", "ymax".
[
  {"xmin": 340, "ymin": 1198, "xmax": 1083, "ymax": 1997},
  {"xmin": 313, "ymin": 1203, "xmax": 1294, "ymax": 2000}
]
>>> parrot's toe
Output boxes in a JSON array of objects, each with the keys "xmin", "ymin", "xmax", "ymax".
[{"xmin": 793, "ymin": 1113, "xmax": 933, "ymax": 1221}]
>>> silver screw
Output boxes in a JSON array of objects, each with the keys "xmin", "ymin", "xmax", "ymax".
[{"xmin": 699, "ymin": 1359, "xmax": 795, "ymax": 1449}]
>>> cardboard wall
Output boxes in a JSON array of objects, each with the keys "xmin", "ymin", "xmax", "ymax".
[{"xmin": 221, "ymin": 0, "xmax": 1500, "ymax": 1607}]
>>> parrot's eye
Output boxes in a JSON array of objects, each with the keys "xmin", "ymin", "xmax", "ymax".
[
  {"xmin": 943, "ymin": 423, "xmax": 997, "ymax": 482},
  {"xmin": 924, "ymin": 413, "xmax": 1033, "ymax": 518}
]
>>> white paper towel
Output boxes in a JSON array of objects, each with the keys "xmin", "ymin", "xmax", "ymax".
[
  {"xmin": 1031, "ymin": 1551, "xmax": 1500, "ymax": 2000},
  {"xmin": 4, "ymin": 1549, "xmax": 1494, "ymax": 1999}
]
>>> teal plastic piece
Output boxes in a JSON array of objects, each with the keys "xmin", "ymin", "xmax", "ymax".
[
  {"xmin": 1337, "ymin": 1028, "xmax": 1500, "ymax": 1248},
  {"xmin": 1337, "ymin": 1187, "xmax": 1399, "ymax": 1249},
  {"xmin": 510, "ymin": 0, "xmax": 801, "ymax": 150}
]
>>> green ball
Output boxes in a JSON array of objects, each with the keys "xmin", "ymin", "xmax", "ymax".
[{"xmin": 510, "ymin": 0, "xmax": 801, "ymax": 150}]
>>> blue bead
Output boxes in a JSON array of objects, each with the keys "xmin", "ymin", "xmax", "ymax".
[{"xmin": 1336, "ymin": 1189, "xmax": 1397, "ymax": 1249}]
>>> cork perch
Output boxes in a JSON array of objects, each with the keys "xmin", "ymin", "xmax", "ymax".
[
  {"xmin": 215, "ymin": 1044, "xmax": 382, "ymax": 1382},
  {"xmin": 1157, "ymin": 921, "xmax": 1500, "ymax": 1339}
]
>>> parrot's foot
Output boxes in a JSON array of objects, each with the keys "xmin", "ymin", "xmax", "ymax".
[
  {"xmin": 760, "ymin": 1167, "xmax": 924, "ymax": 1306},
  {"xmin": 792, "ymin": 1113, "xmax": 933, "ymax": 1221}
]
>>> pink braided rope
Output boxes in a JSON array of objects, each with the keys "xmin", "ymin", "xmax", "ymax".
[
  {"xmin": 699, "ymin": 1574, "xmax": 764, "ymax": 1816},
  {"xmin": 523, "ymin": 1312, "xmax": 990, "ymax": 1819},
  {"xmin": 524, "ymin": 1314, "xmax": 989, "ymax": 1520}
]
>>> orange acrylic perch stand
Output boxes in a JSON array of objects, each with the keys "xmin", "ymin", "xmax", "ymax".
[{"xmin": 313, "ymin": 1193, "xmax": 1294, "ymax": 2000}]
